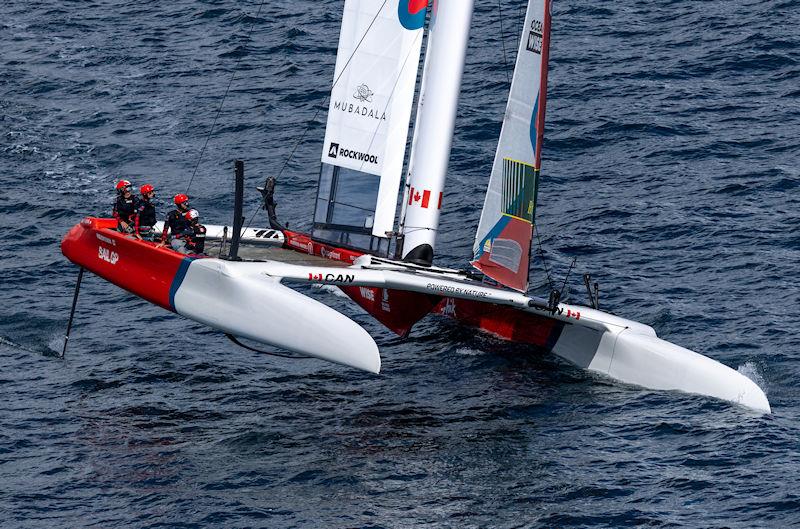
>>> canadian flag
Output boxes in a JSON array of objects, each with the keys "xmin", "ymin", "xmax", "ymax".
[{"xmin": 408, "ymin": 187, "xmax": 443, "ymax": 209}]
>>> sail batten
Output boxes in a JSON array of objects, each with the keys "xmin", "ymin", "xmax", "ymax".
[
  {"xmin": 319, "ymin": 0, "xmax": 426, "ymax": 239},
  {"xmin": 471, "ymin": 0, "xmax": 552, "ymax": 292}
]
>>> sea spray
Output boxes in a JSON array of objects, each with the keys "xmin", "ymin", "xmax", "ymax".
[{"xmin": 738, "ymin": 361, "xmax": 767, "ymax": 394}]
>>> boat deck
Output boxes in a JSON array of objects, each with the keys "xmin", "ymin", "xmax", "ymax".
[{"xmin": 203, "ymin": 240, "xmax": 349, "ymax": 267}]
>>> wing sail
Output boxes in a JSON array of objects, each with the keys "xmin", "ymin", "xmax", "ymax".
[
  {"xmin": 471, "ymin": 0, "xmax": 552, "ymax": 291},
  {"xmin": 319, "ymin": 0, "xmax": 426, "ymax": 239}
]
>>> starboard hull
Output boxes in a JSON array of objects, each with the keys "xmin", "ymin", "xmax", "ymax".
[
  {"xmin": 279, "ymin": 230, "xmax": 770, "ymax": 412},
  {"xmin": 437, "ymin": 297, "xmax": 769, "ymax": 412}
]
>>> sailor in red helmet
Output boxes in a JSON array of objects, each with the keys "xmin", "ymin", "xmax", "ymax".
[
  {"xmin": 181, "ymin": 209, "xmax": 207, "ymax": 254},
  {"xmin": 133, "ymin": 184, "xmax": 158, "ymax": 240},
  {"xmin": 112, "ymin": 180, "xmax": 139, "ymax": 234},
  {"xmin": 157, "ymin": 193, "xmax": 193, "ymax": 252}
]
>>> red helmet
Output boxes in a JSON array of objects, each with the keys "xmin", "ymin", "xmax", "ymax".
[
  {"xmin": 184, "ymin": 209, "xmax": 199, "ymax": 222},
  {"xmin": 174, "ymin": 193, "xmax": 189, "ymax": 206},
  {"xmin": 116, "ymin": 180, "xmax": 132, "ymax": 191},
  {"xmin": 140, "ymin": 184, "xmax": 154, "ymax": 195}
]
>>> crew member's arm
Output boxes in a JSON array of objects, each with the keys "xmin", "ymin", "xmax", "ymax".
[
  {"xmin": 133, "ymin": 205, "xmax": 143, "ymax": 239},
  {"xmin": 156, "ymin": 213, "xmax": 171, "ymax": 247}
]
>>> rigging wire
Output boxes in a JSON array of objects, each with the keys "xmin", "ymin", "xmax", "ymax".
[
  {"xmin": 330, "ymin": 0, "xmax": 389, "ymax": 91},
  {"xmin": 267, "ymin": 0, "xmax": 389, "ymax": 187},
  {"xmin": 241, "ymin": 99, "xmax": 327, "ymax": 232},
  {"xmin": 363, "ymin": 29, "xmax": 423, "ymax": 168},
  {"xmin": 242, "ymin": 0, "xmax": 390, "ymax": 231},
  {"xmin": 185, "ymin": 0, "xmax": 268, "ymax": 195},
  {"xmin": 225, "ymin": 334, "xmax": 310, "ymax": 359},
  {"xmin": 534, "ymin": 225, "xmax": 555, "ymax": 291},
  {"xmin": 559, "ymin": 256, "xmax": 577, "ymax": 299}
]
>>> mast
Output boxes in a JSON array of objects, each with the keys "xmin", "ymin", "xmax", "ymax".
[{"xmin": 400, "ymin": 0, "xmax": 475, "ymax": 265}]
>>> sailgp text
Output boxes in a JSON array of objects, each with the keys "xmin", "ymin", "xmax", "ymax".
[{"xmin": 98, "ymin": 245, "xmax": 119, "ymax": 265}]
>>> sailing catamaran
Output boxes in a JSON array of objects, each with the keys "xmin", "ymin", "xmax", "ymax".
[{"xmin": 60, "ymin": 0, "xmax": 771, "ymax": 412}]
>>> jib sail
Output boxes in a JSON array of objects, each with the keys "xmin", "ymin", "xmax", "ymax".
[
  {"xmin": 471, "ymin": 0, "xmax": 551, "ymax": 292},
  {"xmin": 315, "ymin": 0, "xmax": 426, "ymax": 248}
]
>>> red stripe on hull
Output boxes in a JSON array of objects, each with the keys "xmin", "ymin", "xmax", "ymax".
[
  {"xmin": 61, "ymin": 218, "xmax": 186, "ymax": 311},
  {"xmin": 435, "ymin": 297, "xmax": 564, "ymax": 349},
  {"xmin": 283, "ymin": 230, "xmax": 364, "ymax": 264}
]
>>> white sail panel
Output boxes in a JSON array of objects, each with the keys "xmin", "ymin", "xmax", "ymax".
[
  {"xmin": 471, "ymin": 0, "xmax": 551, "ymax": 291},
  {"xmin": 321, "ymin": 0, "xmax": 426, "ymax": 238}
]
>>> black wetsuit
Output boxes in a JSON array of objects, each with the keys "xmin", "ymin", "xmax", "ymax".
[
  {"xmin": 113, "ymin": 195, "xmax": 139, "ymax": 232},
  {"xmin": 161, "ymin": 209, "xmax": 191, "ymax": 242},
  {"xmin": 182, "ymin": 223, "xmax": 207, "ymax": 254},
  {"xmin": 134, "ymin": 199, "xmax": 157, "ymax": 237}
]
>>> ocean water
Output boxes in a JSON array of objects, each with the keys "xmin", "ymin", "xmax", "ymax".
[{"xmin": 2, "ymin": 1, "xmax": 799, "ymax": 527}]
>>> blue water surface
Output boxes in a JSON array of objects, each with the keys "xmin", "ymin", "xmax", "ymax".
[{"xmin": 1, "ymin": 1, "xmax": 799, "ymax": 527}]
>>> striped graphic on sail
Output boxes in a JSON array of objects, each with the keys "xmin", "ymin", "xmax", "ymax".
[
  {"xmin": 502, "ymin": 158, "xmax": 536, "ymax": 222},
  {"xmin": 471, "ymin": 0, "xmax": 550, "ymax": 292}
]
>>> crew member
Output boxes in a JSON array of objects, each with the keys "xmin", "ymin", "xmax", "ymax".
[
  {"xmin": 182, "ymin": 209, "xmax": 207, "ymax": 254},
  {"xmin": 157, "ymin": 194, "xmax": 193, "ymax": 252},
  {"xmin": 134, "ymin": 184, "xmax": 158, "ymax": 240},
  {"xmin": 112, "ymin": 180, "xmax": 138, "ymax": 234}
]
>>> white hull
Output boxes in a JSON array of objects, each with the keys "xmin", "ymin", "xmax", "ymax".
[
  {"xmin": 173, "ymin": 259, "xmax": 380, "ymax": 373},
  {"xmin": 549, "ymin": 307, "xmax": 770, "ymax": 413},
  {"xmin": 252, "ymin": 256, "xmax": 770, "ymax": 413}
]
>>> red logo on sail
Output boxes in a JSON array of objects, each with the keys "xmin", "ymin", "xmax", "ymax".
[{"xmin": 398, "ymin": 0, "xmax": 428, "ymax": 30}]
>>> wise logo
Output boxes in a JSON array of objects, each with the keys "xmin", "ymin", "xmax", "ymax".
[{"xmin": 398, "ymin": 0, "xmax": 428, "ymax": 30}]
